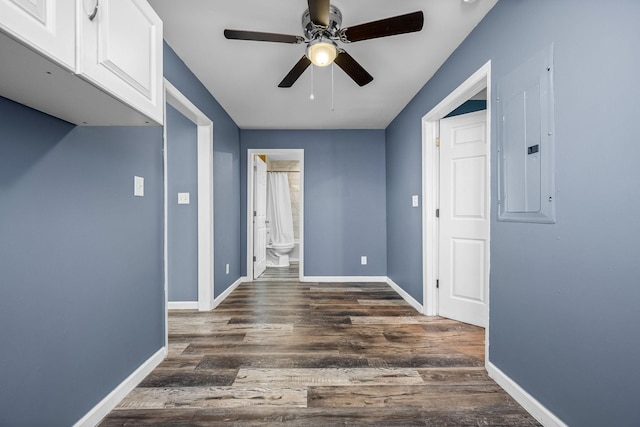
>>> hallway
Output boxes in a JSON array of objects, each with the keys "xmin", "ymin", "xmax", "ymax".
[{"xmin": 101, "ymin": 281, "xmax": 539, "ymax": 426}]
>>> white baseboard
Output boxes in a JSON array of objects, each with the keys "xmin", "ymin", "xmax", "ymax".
[
  {"xmin": 168, "ymin": 301, "xmax": 198, "ymax": 310},
  {"xmin": 301, "ymin": 276, "xmax": 388, "ymax": 283},
  {"xmin": 487, "ymin": 361, "xmax": 568, "ymax": 427},
  {"xmin": 74, "ymin": 347, "xmax": 166, "ymax": 427},
  {"xmin": 211, "ymin": 276, "xmax": 247, "ymax": 309},
  {"xmin": 385, "ymin": 277, "xmax": 424, "ymax": 313}
]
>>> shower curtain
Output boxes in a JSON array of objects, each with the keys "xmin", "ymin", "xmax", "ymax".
[{"xmin": 266, "ymin": 172, "xmax": 294, "ymax": 245}]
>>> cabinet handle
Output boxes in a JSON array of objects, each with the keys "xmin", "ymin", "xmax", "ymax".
[{"xmin": 88, "ymin": 0, "xmax": 99, "ymax": 21}]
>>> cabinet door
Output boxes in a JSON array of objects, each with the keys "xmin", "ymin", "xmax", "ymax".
[
  {"xmin": 0, "ymin": 0, "xmax": 75, "ymax": 70},
  {"xmin": 78, "ymin": 0, "xmax": 163, "ymax": 124}
]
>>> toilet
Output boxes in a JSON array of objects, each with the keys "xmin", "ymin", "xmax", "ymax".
[
  {"xmin": 264, "ymin": 170, "xmax": 295, "ymax": 268},
  {"xmin": 266, "ymin": 241, "xmax": 295, "ymax": 267}
]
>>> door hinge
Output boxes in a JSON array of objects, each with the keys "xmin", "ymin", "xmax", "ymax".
[
  {"xmin": 253, "ymin": 256, "xmax": 256, "ymax": 262},
  {"xmin": 436, "ymin": 279, "xmax": 439, "ymax": 289},
  {"xmin": 435, "ymin": 137, "xmax": 440, "ymax": 147},
  {"xmin": 253, "ymin": 210, "xmax": 256, "ymax": 217},
  {"xmin": 435, "ymin": 209, "xmax": 439, "ymax": 218}
]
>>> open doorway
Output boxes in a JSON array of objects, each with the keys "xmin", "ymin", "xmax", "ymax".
[
  {"xmin": 164, "ymin": 78, "xmax": 214, "ymax": 328},
  {"xmin": 422, "ymin": 61, "xmax": 491, "ymax": 329},
  {"xmin": 246, "ymin": 149, "xmax": 304, "ymax": 281}
]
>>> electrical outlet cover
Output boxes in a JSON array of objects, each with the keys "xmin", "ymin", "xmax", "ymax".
[
  {"xmin": 178, "ymin": 192, "xmax": 190, "ymax": 204},
  {"xmin": 134, "ymin": 176, "xmax": 144, "ymax": 197}
]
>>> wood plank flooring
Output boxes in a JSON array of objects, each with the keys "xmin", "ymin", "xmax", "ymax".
[
  {"xmin": 256, "ymin": 262, "xmax": 299, "ymax": 281},
  {"xmin": 100, "ymin": 281, "xmax": 540, "ymax": 426}
]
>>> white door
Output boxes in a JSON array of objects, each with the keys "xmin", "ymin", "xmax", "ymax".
[
  {"xmin": 438, "ymin": 110, "xmax": 489, "ymax": 327},
  {"xmin": 253, "ymin": 156, "xmax": 267, "ymax": 279}
]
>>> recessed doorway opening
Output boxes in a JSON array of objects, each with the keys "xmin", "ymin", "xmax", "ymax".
[
  {"xmin": 164, "ymin": 78, "xmax": 214, "ymax": 325},
  {"xmin": 246, "ymin": 149, "xmax": 304, "ymax": 282},
  {"xmin": 422, "ymin": 61, "xmax": 491, "ymax": 330}
]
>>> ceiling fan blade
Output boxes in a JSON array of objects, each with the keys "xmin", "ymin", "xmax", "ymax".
[
  {"xmin": 334, "ymin": 50, "xmax": 373, "ymax": 87},
  {"xmin": 278, "ymin": 56, "xmax": 312, "ymax": 88},
  {"xmin": 224, "ymin": 29, "xmax": 304, "ymax": 44},
  {"xmin": 308, "ymin": 0, "xmax": 330, "ymax": 27},
  {"xmin": 340, "ymin": 11, "xmax": 424, "ymax": 43}
]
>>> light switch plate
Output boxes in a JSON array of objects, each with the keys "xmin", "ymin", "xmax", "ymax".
[
  {"xmin": 361, "ymin": 256, "xmax": 367, "ymax": 265},
  {"xmin": 134, "ymin": 176, "xmax": 144, "ymax": 197},
  {"xmin": 178, "ymin": 192, "xmax": 190, "ymax": 205},
  {"xmin": 412, "ymin": 195, "xmax": 419, "ymax": 207}
]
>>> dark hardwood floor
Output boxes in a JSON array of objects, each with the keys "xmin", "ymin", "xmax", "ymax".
[
  {"xmin": 256, "ymin": 262, "xmax": 299, "ymax": 281},
  {"xmin": 100, "ymin": 281, "xmax": 540, "ymax": 426}
]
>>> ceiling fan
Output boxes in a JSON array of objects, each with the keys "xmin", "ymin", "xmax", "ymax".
[{"xmin": 224, "ymin": 0, "xmax": 424, "ymax": 88}]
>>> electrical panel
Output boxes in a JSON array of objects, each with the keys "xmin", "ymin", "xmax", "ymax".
[{"xmin": 497, "ymin": 43, "xmax": 556, "ymax": 223}]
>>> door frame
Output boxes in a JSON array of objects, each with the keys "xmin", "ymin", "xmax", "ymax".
[
  {"xmin": 246, "ymin": 149, "xmax": 304, "ymax": 281},
  {"xmin": 422, "ymin": 61, "xmax": 491, "ymax": 323},
  {"xmin": 252, "ymin": 155, "xmax": 268, "ymax": 279},
  {"xmin": 164, "ymin": 78, "xmax": 215, "ymax": 333}
]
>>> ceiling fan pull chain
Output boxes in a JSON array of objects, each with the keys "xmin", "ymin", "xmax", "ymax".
[
  {"xmin": 310, "ymin": 65, "xmax": 315, "ymax": 101},
  {"xmin": 331, "ymin": 63, "xmax": 335, "ymax": 111}
]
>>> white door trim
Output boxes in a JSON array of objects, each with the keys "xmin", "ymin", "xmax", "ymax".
[
  {"xmin": 252, "ymin": 155, "xmax": 267, "ymax": 279},
  {"xmin": 246, "ymin": 149, "xmax": 304, "ymax": 281},
  {"xmin": 421, "ymin": 61, "xmax": 491, "ymax": 350},
  {"xmin": 164, "ymin": 79, "xmax": 215, "ymax": 327}
]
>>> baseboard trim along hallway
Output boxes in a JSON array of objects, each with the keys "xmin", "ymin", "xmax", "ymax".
[
  {"xmin": 301, "ymin": 275, "xmax": 388, "ymax": 283},
  {"xmin": 212, "ymin": 276, "xmax": 246, "ymax": 310},
  {"xmin": 74, "ymin": 347, "xmax": 166, "ymax": 427},
  {"xmin": 168, "ymin": 301, "xmax": 198, "ymax": 310},
  {"xmin": 487, "ymin": 362, "xmax": 568, "ymax": 427},
  {"xmin": 386, "ymin": 277, "xmax": 424, "ymax": 313}
]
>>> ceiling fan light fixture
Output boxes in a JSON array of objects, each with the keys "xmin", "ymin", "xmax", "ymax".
[{"xmin": 306, "ymin": 38, "xmax": 338, "ymax": 67}]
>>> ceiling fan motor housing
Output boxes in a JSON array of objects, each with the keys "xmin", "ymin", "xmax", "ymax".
[{"xmin": 302, "ymin": 5, "xmax": 342, "ymax": 40}]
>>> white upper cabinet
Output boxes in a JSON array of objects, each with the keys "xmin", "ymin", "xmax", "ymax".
[
  {"xmin": 0, "ymin": 0, "xmax": 76, "ymax": 70},
  {"xmin": 0, "ymin": 0, "xmax": 163, "ymax": 126},
  {"xmin": 78, "ymin": 0, "xmax": 163, "ymax": 125}
]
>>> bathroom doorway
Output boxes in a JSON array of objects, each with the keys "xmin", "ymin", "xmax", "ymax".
[{"xmin": 247, "ymin": 149, "xmax": 304, "ymax": 281}]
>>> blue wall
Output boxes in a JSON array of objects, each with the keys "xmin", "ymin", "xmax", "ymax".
[
  {"xmin": 386, "ymin": 1, "xmax": 640, "ymax": 425},
  {"xmin": 163, "ymin": 43, "xmax": 242, "ymax": 297},
  {"xmin": 240, "ymin": 130, "xmax": 387, "ymax": 277},
  {"xmin": 445, "ymin": 99, "xmax": 486, "ymax": 118},
  {"xmin": 0, "ymin": 42, "xmax": 242, "ymax": 425},
  {"xmin": 0, "ymin": 97, "xmax": 164, "ymax": 426},
  {"xmin": 166, "ymin": 104, "xmax": 198, "ymax": 301},
  {"xmin": 386, "ymin": 113, "xmax": 424, "ymax": 301}
]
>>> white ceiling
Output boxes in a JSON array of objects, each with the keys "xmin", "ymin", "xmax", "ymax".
[{"xmin": 149, "ymin": 0, "xmax": 498, "ymax": 129}]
